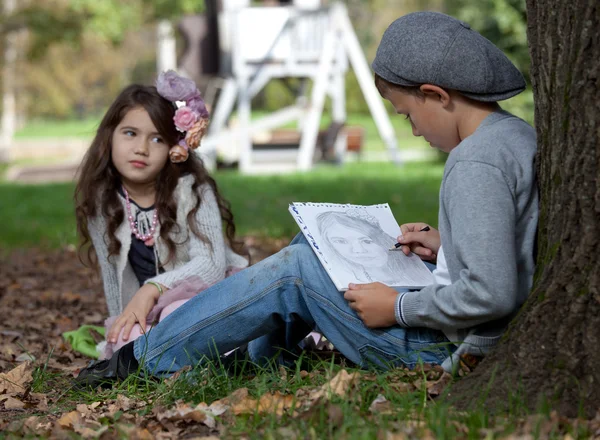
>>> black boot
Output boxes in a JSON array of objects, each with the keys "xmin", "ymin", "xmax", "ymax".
[{"xmin": 74, "ymin": 341, "xmax": 139, "ymax": 389}]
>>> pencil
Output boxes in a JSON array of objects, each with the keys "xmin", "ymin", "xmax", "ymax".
[{"xmin": 389, "ymin": 226, "xmax": 431, "ymax": 251}]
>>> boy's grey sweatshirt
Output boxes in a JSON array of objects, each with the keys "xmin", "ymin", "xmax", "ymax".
[{"xmin": 395, "ymin": 110, "xmax": 538, "ymax": 371}]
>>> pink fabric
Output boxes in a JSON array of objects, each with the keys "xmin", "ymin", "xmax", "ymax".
[{"xmin": 100, "ymin": 267, "xmax": 243, "ymax": 359}]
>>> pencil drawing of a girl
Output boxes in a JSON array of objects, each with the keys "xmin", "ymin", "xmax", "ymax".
[{"xmin": 316, "ymin": 209, "xmax": 426, "ymax": 285}]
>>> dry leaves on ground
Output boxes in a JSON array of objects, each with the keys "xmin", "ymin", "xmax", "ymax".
[
  {"xmin": 0, "ymin": 361, "xmax": 33, "ymax": 394},
  {"xmin": 1, "ymin": 245, "xmax": 593, "ymax": 439},
  {"xmin": 0, "ymin": 244, "xmax": 471, "ymax": 438}
]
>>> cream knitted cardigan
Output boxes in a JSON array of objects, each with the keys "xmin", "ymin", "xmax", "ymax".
[{"xmin": 88, "ymin": 175, "xmax": 248, "ymax": 317}]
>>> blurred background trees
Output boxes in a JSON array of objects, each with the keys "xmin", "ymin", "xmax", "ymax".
[{"xmin": 0, "ymin": 0, "xmax": 532, "ymax": 130}]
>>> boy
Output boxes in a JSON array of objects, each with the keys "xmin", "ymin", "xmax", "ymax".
[{"xmin": 76, "ymin": 11, "xmax": 538, "ymax": 386}]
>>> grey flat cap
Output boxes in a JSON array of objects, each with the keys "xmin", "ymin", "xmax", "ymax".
[{"xmin": 372, "ymin": 11, "xmax": 526, "ymax": 102}]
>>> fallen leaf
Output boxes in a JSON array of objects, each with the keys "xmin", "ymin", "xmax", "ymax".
[
  {"xmin": 23, "ymin": 416, "xmax": 52, "ymax": 436},
  {"xmin": 258, "ymin": 392, "xmax": 295, "ymax": 416},
  {"xmin": 29, "ymin": 393, "xmax": 49, "ymax": 411},
  {"xmin": 14, "ymin": 353, "xmax": 35, "ymax": 362},
  {"xmin": 76, "ymin": 403, "xmax": 91, "ymax": 415},
  {"xmin": 156, "ymin": 400, "xmax": 227, "ymax": 429},
  {"xmin": 212, "ymin": 387, "xmax": 249, "ymax": 407},
  {"xmin": 114, "ymin": 423, "xmax": 156, "ymax": 440},
  {"xmin": 426, "ymin": 372, "xmax": 453, "ymax": 398},
  {"xmin": 390, "ymin": 382, "xmax": 415, "ymax": 394},
  {"xmin": 163, "ymin": 365, "xmax": 192, "ymax": 386},
  {"xmin": 57, "ymin": 410, "xmax": 81, "ymax": 428},
  {"xmin": 309, "ymin": 369, "xmax": 360, "ymax": 401},
  {"xmin": 74, "ymin": 424, "xmax": 109, "ymax": 439},
  {"xmin": 3, "ymin": 396, "xmax": 25, "ymax": 410},
  {"xmin": 0, "ymin": 361, "xmax": 33, "ymax": 393},
  {"xmin": 116, "ymin": 394, "xmax": 134, "ymax": 411},
  {"xmin": 232, "ymin": 391, "xmax": 295, "ymax": 416},
  {"xmin": 369, "ymin": 394, "xmax": 393, "ymax": 414},
  {"xmin": 134, "ymin": 428, "xmax": 155, "ymax": 440},
  {"xmin": 279, "ymin": 365, "xmax": 288, "ymax": 380}
]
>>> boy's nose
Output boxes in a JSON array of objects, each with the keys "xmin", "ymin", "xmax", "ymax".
[{"xmin": 411, "ymin": 123, "xmax": 421, "ymax": 137}]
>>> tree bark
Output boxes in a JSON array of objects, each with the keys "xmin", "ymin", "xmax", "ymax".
[{"xmin": 450, "ymin": 0, "xmax": 600, "ymax": 418}]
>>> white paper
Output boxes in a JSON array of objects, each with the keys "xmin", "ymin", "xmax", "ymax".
[{"xmin": 289, "ymin": 202, "xmax": 434, "ymax": 291}]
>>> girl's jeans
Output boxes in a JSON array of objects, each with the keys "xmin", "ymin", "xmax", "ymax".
[{"xmin": 133, "ymin": 234, "xmax": 453, "ymax": 375}]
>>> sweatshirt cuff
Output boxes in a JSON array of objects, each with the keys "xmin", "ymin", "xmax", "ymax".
[
  {"xmin": 395, "ymin": 292, "xmax": 410, "ymax": 328},
  {"xmin": 395, "ymin": 291, "xmax": 423, "ymax": 328}
]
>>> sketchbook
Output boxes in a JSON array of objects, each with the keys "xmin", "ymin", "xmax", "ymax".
[{"xmin": 289, "ymin": 202, "xmax": 434, "ymax": 291}]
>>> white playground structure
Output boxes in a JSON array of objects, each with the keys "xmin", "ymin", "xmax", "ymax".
[{"xmin": 198, "ymin": 0, "xmax": 400, "ymax": 173}]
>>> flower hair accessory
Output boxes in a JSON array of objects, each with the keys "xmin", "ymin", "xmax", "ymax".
[
  {"xmin": 345, "ymin": 208, "xmax": 380, "ymax": 227},
  {"xmin": 156, "ymin": 70, "xmax": 210, "ymax": 163}
]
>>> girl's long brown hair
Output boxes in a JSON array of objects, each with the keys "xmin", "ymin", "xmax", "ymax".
[{"xmin": 74, "ymin": 84, "xmax": 241, "ymax": 267}]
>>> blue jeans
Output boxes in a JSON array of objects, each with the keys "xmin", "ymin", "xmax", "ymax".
[{"xmin": 133, "ymin": 234, "xmax": 453, "ymax": 375}]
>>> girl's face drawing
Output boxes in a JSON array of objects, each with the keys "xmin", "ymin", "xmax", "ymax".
[{"xmin": 327, "ymin": 225, "xmax": 388, "ymax": 268}]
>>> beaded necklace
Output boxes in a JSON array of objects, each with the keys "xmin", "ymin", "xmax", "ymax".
[{"xmin": 123, "ymin": 186, "xmax": 158, "ymax": 247}]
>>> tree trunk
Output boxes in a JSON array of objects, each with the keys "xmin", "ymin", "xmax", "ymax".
[{"xmin": 450, "ymin": 0, "xmax": 600, "ymax": 418}]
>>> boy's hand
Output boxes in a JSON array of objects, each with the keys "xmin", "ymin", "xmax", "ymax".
[
  {"xmin": 398, "ymin": 222, "xmax": 440, "ymax": 262},
  {"xmin": 107, "ymin": 283, "xmax": 162, "ymax": 343},
  {"xmin": 344, "ymin": 283, "xmax": 398, "ymax": 328}
]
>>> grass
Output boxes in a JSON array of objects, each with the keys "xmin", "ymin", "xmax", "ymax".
[
  {"xmin": 0, "ymin": 161, "xmax": 443, "ymax": 251},
  {"xmin": 21, "ymin": 354, "xmax": 589, "ymax": 439},
  {"xmin": 1, "ymin": 160, "xmax": 590, "ymax": 438},
  {"xmin": 14, "ymin": 116, "xmax": 102, "ymax": 140}
]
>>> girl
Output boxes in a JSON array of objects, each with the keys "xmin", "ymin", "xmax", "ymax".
[{"xmin": 74, "ymin": 71, "xmax": 248, "ymax": 358}]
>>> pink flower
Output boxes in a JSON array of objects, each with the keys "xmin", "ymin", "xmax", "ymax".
[
  {"xmin": 173, "ymin": 107, "xmax": 198, "ymax": 132},
  {"xmin": 187, "ymin": 95, "xmax": 209, "ymax": 118},
  {"xmin": 156, "ymin": 70, "xmax": 198, "ymax": 102},
  {"xmin": 169, "ymin": 145, "xmax": 189, "ymax": 163}
]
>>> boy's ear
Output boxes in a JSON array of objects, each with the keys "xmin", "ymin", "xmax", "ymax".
[{"xmin": 419, "ymin": 84, "xmax": 451, "ymax": 107}]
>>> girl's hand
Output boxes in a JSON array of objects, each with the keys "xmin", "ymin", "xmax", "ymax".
[
  {"xmin": 344, "ymin": 282, "xmax": 398, "ymax": 328},
  {"xmin": 107, "ymin": 283, "xmax": 162, "ymax": 343},
  {"xmin": 398, "ymin": 223, "xmax": 440, "ymax": 262}
]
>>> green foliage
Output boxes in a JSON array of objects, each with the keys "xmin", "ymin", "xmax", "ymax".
[
  {"xmin": 446, "ymin": 0, "xmax": 530, "ymax": 83},
  {"xmin": 5, "ymin": 0, "xmax": 204, "ymax": 57},
  {"xmin": 501, "ymin": 88, "xmax": 535, "ymax": 125},
  {"xmin": 142, "ymin": 0, "xmax": 205, "ymax": 20},
  {"xmin": 21, "ymin": 32, "xmax": 154, "ymax": 118},
  {"xmin": 445, "ymin": 0, "xmax": 533, "ymax": 123},
  {"xmin": 8, "ymin": 3, "xmax": 85, "ymax": 60},
  {"xmin": 2, "ymin": 0, "xmax": 206, "ymax": 120},
  {"xmin": 69, "ymin": 0, "xmax": 143, "ymax": 45}
]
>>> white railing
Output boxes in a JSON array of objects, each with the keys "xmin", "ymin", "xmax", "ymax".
[{"xmin": 233, "ymin": 7, "xmax": 331, "ymax": 70}]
